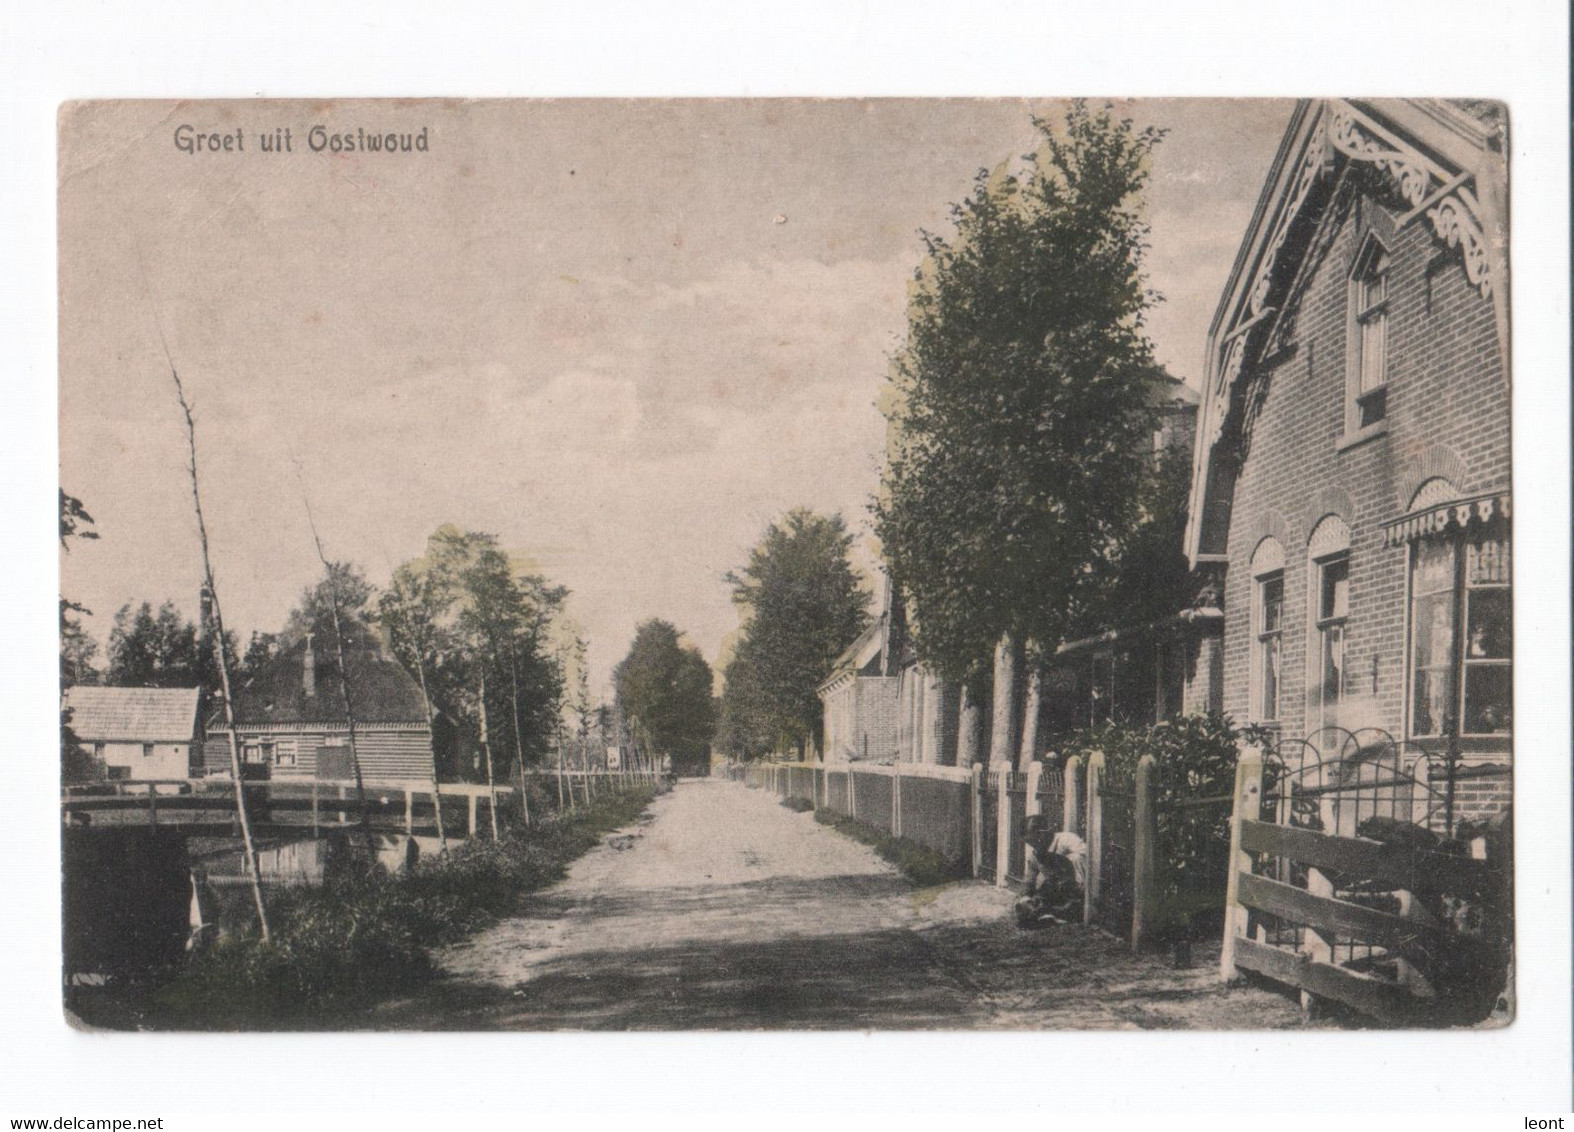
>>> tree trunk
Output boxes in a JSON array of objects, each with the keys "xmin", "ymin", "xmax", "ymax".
[
  {"xmin": 958, "ymin": 682, "xmax": 984, "ymax": 767},
  {"xmin": 321, "ymin": 588, "xmax": 373, "ymax": 855},
  {"xmin": 298, "ymin": 481, "xmax": 374, "ymax": 855},
  {"xmin": 508, "ymin": 654, "xmax": 531, "ymax": 826},
  {"xmin": 413, "ymin": 651, "xmax": 448, "ymax": 853},
  {"xmin": 478, "ymin": 675, "xmax": 499, "ymax": 840},
  {"xmin": 1017, "ymin": 649, "xmax": 1043, "ymax": 771},
  {"xmin": 555, "ymin": 727, "xmax": 571, "ymax": 812},
  {"xmin": 922, "ymin": 672, "xmax": 947, "ymax": 764},
  {"xmin": 169, "ymin": 364, "xmax": 269, "ymax": 938},
  {"xmin": 988, "ymin": 632, "xmax": 1018, "ymax": 768}
]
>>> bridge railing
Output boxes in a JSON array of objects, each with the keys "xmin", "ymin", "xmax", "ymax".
[{"xmin": 64, "ymin": 778, "xmax": 518, "ymax": 840}]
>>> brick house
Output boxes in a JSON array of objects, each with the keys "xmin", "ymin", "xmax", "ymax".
[
  {"xmin": 817, "ymin": 592, "xmax": 903, "ymax": 763},
  {"xmin": 1185, "ymin": 99, "xmax": 1510, "ymax": 818},
  {"xmin": 204, "ymin": 633, "xmax": 441, "ymax": 785}
]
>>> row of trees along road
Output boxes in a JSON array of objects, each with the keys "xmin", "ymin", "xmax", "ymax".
[
  {"xmin": 377, "ymin": 525, "xmax": 567, "ymax": 785},
  {"xmin": 873, "ymin": 103, "xmax": 1190, "ymax": 757},
  {"xmin": 60, "ymin": 512, "xmax": 571, "ymax": 791},
  {"xmin": 612, "ymin": 619, "xmax": 715, "ymax": 776},
  {"xmin": 717, "ymin": 508, "xmax": 870, "ymax": 761}
]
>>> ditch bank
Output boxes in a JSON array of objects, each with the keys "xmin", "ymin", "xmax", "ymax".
[{"xmin": 66, "ymin": 783, "xmax": 665, "ymax": 1030}]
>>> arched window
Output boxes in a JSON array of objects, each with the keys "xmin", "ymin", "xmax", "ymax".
[
  {"xmin": 1307, "ymin": 515, "xmax": 1351, "ymax": 735},
  {"xmin": 1250, "ymin": 538, "xmax": 1285, "ymax": 723}
]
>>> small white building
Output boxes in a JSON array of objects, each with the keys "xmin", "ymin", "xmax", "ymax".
[{"xmin": 63, "ymin": 686, "xmax": 203, "ymax": 781}]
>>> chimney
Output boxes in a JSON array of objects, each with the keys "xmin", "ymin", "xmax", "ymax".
[{"xmin": 303, "ymin": 632, "xmax": 316, "ymax": 698}]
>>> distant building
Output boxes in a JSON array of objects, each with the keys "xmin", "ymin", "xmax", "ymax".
[
  {"xmin": 1185, "ymin": 99, "xmax": 1510, "ymax": 810},
  {"xmin": 203, "ymin": 633, "xmax": 440, "ymax": 784},
  {"xmin": 817, "ymin": 593, "xmax": 902, "ymax": 763},
  {"xmin": 62, "ymin": 686, "xmax": 204, "ymax": 780}
]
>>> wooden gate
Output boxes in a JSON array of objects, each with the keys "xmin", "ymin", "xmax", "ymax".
[{"xmin": 1221, "ymin": 731, "xmax": 1512, "ymax": 1024}]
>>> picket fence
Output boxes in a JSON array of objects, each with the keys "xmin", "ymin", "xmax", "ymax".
[{"xmin": 728, "ymin": 755, "xmax": 1202, "ymax": 947}]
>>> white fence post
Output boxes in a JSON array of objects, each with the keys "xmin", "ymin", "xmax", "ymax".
[
  {"xmin": 1023, "ymin": 760, "xmax": 1043, "ymax": 877},
  {"xmin": 993, "ymin": 760, "xmax": 1011, "ymax": 887},
  {"xmin": 1083, "ymin": 750, "xmax": 1105, "ymax": 924},
  {"xmin": 892, "ymin": 762, "xmax": 901, "ymax": 837},
  {"xmin": 1132, "ymin": 754, "xmax": 1158, "ymax": 950},
  {"xmin": 969, "ymin": 762, "xmax": 983, "ymax": 878},
  {"xmin": 1220, "ymin": 743, "xmax": 1263, "ymax": 982},
  {"xmin": 1063, "ymin": 754, "xmax": 1083, "ymax": 836}
]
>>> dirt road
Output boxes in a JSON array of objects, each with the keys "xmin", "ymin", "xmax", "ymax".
[{"xmin": 375, "ymin": 778, "xmax": 1309, "ymax": 1030}]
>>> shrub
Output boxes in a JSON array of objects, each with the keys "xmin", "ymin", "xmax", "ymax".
[
  {"xmin": 780, "ymin": 796, "xmax": 815, "ymax": 813},
  {"xmin": 1057, "ymin": 714, "xmax": 1241, "ymax": 913},
  {"xmin": 152, "ymin": 784, "xmax": 660, "ymax": 1027}
]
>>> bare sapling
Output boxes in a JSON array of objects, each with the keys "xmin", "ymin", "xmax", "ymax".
[
  {"xmin": 168, "ymin": 365, "xmax": 271, "ymax": 940},
  {"xmin": 478, "ymin": 674, "xmax": 500, "ymax": 840},
  {"xmin": 409, "ymin": 627, "xmax": 448, "ymax": 853},
  {"xmin": 299, "ymin": 490, "xmax": 374, "ymax": 855},
  {"xmin": 509, "ymin": 651, "xmax": 531, "ymax": 827}
]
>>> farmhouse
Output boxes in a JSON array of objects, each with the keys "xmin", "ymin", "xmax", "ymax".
[
  {"xmin": 1185, "ymin": 99, "xmax": 1510, "ymax": 817},
  {"xmin": 204, "ymin": 633, "xmax": 439, "ymax": 785},
  {"xmin": 62, "ymin": 685, "xmax": 204, "ymax": 780}
]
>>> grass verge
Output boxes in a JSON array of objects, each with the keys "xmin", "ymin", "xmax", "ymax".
[
  {"xmin": 811, "ymin": 809, "xmax": 968, "ymax": 888},
  {"xmin": 72, "ymin": 784, "xmax": 663, "ymax": 1030}
]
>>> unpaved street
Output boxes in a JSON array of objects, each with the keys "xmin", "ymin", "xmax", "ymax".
[{"xmin": 375, "ymin": 779, "xmax": 1309, "ymax": 1030}]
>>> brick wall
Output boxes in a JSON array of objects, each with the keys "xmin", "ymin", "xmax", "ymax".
[
  {"xmin": 854, "ymin": 676, "xmax": 902, "ymax": 761},
  {"xmin": 1218, "ymin": 179, "xmax": 1509, "ymax": 775}
]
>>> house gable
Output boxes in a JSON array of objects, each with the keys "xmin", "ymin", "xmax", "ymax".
[
  {"xmin": 1186, "ymin": 99, "xmax": 1509, "ymax": 568},
  {"xmin": 1190, "ymin": 99, "xmax": 1509, "ymax": 769}
]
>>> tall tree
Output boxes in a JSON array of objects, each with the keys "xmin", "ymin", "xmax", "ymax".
[
  {"xmin": 377, "ymin": 526, "xmax": 566, "ymax": 784},
  {"xmin": 715, "ymin": 652, "xmax": 778, "ymax": 760},
  {"xmin": 238, "ymin": 631, "xmax": 279, "ymax": 685},
  {"xmin": 719, "ymin": 508, "xmax": 869, "ymax": 757},
  {"xmin": 874, "ymin": 103, "xmax": 1167, "ymax": 680},
  {"xmin": 1070, "ymin": 439, "xmax": 1193, "ymax": 637},
  {"xmin": 60, "ymin": 491, "xmax": 99, "ymax": 780},
  {"xmin": 282, "ymin": 561, "xmax": 376, "ymax": 651},
  {"xmin": 105, "ymin": 599, "xmax": 235, "ymax": 697},
  {"xmin": 613, "ymin": 619, "xmax": 715, "ymax": 769}
]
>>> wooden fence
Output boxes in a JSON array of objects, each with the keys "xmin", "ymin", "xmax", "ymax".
[
  {"xmin": 1219, "ymin": 735, "xmax": 1512, "ymax": 1024},
  {"xmin": 733, "ymin": 753, "xmax": 1232, "ymax": 951}
]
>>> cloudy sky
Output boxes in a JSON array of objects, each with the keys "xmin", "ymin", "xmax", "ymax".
[{"xmin": 58, "ymin": 98, "xmax": 1291, "ymax": 695}]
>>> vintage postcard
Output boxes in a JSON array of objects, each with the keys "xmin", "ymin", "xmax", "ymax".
[{"xmin": 58, "ymin": 98, "xmax": 1513, "ymax": 1032}]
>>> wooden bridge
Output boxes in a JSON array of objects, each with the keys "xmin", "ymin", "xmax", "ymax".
[
  {"xmin": 63, "ymin": 768, "xmax": 657, "ymax": 841},
  {"xmin": 62, "ymin": 777, "xmax": 519, "ymax": 841}
]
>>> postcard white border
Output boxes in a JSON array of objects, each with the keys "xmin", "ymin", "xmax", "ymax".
[{"xmin": 5, "ymin": 0, "xmax": 1569, "ymax": 1116}]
